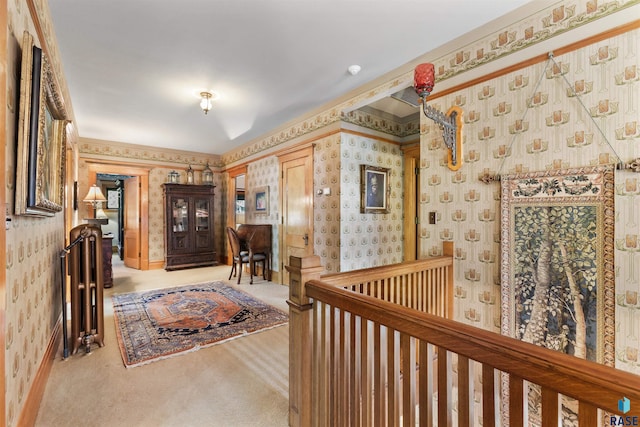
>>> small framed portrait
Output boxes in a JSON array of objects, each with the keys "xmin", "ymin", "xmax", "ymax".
[
  {"xmin": 255, "ymin": 186, "xmax": 269, "ymax": 214},
  {"xmin": 106, "ymin": 188, "xmax": 120, "ymax": 209},
  {"xmin": 360, "ymin": 165, "xmax": 390, "ymax": 214}
]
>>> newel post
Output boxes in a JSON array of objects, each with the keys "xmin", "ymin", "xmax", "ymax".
[{"xmin": 286, "ymin": 255, "xmax": 323, "ymax": 427}]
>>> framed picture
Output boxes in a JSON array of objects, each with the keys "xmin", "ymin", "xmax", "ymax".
[
  {"xmin": 15, "ymin": 31, "xmax": 68, "ymax": 217},
  {"xmin": 360, "ymin": 165, "xmax": 390, "ymax": 213},
  {"xmin": 106, "ymin": 188, "xmax": 120, "ymax": 209},
  {"xmin": 255, "ymin": 186, "xmax": 269, "ymax": 214}
]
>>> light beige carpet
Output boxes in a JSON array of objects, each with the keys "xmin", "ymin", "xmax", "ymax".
[{"xmin": 35, "ymin": 260, "xmax": 290, "ymax": 427}]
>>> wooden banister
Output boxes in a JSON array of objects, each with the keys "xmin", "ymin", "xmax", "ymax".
[
  {"xmin": 306, "ymin": 280, "xmax": 640, "ymax": 421},
  {"xmin": 286, "ymin": 255, "xmax": 323, "ymax": 427},
  {"xmin": 327, "ymin": 280, "xmax": 638, "ymax": 406},
  {"xmin": 287, "ymin": 249, "xmax": 639, "ymax": 426}
]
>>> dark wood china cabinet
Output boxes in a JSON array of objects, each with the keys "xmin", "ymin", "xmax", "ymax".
[{"xmin": 163, "ymin": 183, "xmax": 217, "ymax": 270}]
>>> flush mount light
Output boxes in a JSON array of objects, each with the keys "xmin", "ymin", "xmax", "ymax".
[
  {"xmin": 199, "ymin": 91, "xmax": 219, "ymax": 114},
  {"xmin": 348, "ymin": 65, "xmax": 361, "ymax": 75}
]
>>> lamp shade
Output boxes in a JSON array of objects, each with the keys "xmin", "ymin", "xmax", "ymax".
[
  {"xmin": 414, "ymin": 63, "xmax": 435, "ymax": 97},
  {"xmin": 83, "ymin": 185, "xmax": 107, "ymax": 206}
]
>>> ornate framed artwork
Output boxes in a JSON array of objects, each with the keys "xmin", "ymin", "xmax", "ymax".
[
  {"xmin": 255, "ymin": 186, "xmax": 269, "ymax": 215},
  {"xmin": 500, "ymin": 165, "xmax": 615, "ymax": 424},
  {"xmin": 360, "ymin": 165, "xmax": 389, "ymax": 214},
  {"xmin": 15, "ymin": 31, "xmax": 68, "ymax": 216}
]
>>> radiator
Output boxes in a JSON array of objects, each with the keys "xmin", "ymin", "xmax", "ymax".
[{"xmin": 68, "ymin": 224, "xmax": 105, "ymax": 354}]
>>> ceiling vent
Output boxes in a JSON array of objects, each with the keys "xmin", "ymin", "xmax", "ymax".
[{"xmin": 390, "ymin": 87, "xmax": 421, "ymax": 108}]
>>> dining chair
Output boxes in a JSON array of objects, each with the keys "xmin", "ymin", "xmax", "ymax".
[{"xmin": 226, "ymin": 226, "xmax": 266, "ymax": 284}]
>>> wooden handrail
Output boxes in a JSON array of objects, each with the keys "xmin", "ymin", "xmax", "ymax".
[
  {"xmin": 288, "ymin": 249, "xmax": 640, "ymax": 426},
  {"xmin": 318, "ymin": 256, "xmax": 452, "ymax": 286},
  {"xmin": 306, "ymin": 279, "xmax": 640, "ymax": 418}
]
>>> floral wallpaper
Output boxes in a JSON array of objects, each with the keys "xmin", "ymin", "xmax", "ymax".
[
  {"xmin": 311, "ymin": 129, "xmax": 408, "ymax": 274},
  {"xmin": 339, "ymin": 134, "xmax": 404, "ymax": 271},
  {"xmin": 244, "ymin": 156, "xmax": 280, "ymax": 272},
  {"xmin": 418, "ymin": 28, "xmax": 640, "ymax": 375},
  {"xmin": 313, "ymin": 134, "xmax": 343, "ymax": 273},
  {"xmin": 4, "ymin": 0, "xmax": 71, "ymax": 425},
  {"xmin": 4, "ymin": 1, "xmax": 640, "ymax": 426}
]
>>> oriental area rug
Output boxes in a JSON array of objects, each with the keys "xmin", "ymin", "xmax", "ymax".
[{"xmin": 112, "ymin": 282, "xmax": 288, "ymax": 368}]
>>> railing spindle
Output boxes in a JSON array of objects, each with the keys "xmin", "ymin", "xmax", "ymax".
[{"xmin": 457, "ymin": 355, "xmax": 471, "ymax": 427}]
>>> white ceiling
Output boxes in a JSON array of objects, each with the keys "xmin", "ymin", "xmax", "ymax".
[{"xmin": 48, "ymin": 0, "xmax": 532, "ymax": 156}]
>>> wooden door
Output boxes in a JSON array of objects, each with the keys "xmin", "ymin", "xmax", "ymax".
[
  {"xmin": 123, "ymin": 176, "xmax": 141, "ymax": 269},
  {"xmin": 280, "ymin": 148, "xmax": 313, "ymax": 284},
  {"xmin": 403, "ymin": 146, "xmax": 420, "ymax": 261}
]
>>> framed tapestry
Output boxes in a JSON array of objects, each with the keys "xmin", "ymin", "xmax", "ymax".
[{"xmin": 500, "ymin": 165, "xmax": 615, "ymax": 424}]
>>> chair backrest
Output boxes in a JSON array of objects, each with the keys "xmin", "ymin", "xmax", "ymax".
[{"xmin": 226, "ymin": 227, "xmax": 242, "ymax": 257}]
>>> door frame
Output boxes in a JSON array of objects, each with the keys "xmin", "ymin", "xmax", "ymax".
[
  {"xmin": 86, "ymin": 162, "xmax": 150, "ymax": 270},
  {"xmin": 402, "ymin": 145, "xmax": 420, "ymax": 261},
  {"xmin": 279, "ymin": 146, "xmax": 314, "ymax": 285},
  {"xmin": 224, "ymin": 164, "xmax": 247, "ymax": 265}
]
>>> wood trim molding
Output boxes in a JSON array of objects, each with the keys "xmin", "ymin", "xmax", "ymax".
[
  {"xmin": 87, "ymin": 163, "xmax": 150, "ymax": 270},
  {"xmin": 17, "ymin": 318, "xmax": 62, "ymax": 427},
  {"xmin": 148, "ymin": 260, "xmax": 165, "ymax": 270},
  {"xmin": 341, "ymin": 128, "xmax": 419, "ymax": 146},
  {"xmin": 277, "ymin": 145, "xmax": 315, "ymax": 164},
  {"xmin": 225, "ymin": 164, "xmax": 248, "ymax": 177},
  {"xmin": 0, "ymin": 0, "xmax": 8, "ymax": 421}
]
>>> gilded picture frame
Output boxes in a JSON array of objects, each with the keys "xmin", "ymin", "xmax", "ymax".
[
  {"xmin": 15, "ymin": 31, "xmax": 68, "ymax": 217},
  {"xmin": 360, "ymin": 165, "xmax": 390, "ymax": 214}
]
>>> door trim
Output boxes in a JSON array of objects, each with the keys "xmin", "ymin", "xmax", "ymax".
[
  {"xmin": 87, "ymin": 162, "xmax": 150, "ymax": 270},
  {"xmin": 402, "ymin": 145, "xmax": 420, "ymax": 261},
  {"xmin": 279, "ymin": 145, "xmax": 314, "ymax": 284},
  {"xmin": 225, "ymin": 165, "xmax": 247, "ymax": 265}
]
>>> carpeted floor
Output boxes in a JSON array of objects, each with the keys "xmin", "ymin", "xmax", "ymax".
[
  {"xmin": 112, "ymin": 282, "xmax": 289, "ymax": 367},
  {"xmin": 35, "ymin": 260, "xmax": 290, "ymax": 427}
]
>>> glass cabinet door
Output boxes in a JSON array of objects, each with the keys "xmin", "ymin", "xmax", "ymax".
[
  {"xmin": 172, "ymin": 197, "xmax": 188, "ymax": 232},
  {"xmin": 195, "ymin": 198, "xmax": 209, "ymax": 231}
]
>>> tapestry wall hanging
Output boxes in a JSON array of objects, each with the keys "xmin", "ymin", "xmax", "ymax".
[
  {"xmin": 500, "ymin": 165, "xmax": 615, "ymax": 423},
  {"xmin": 500, "ymin": 164, "xmax": 615, "ymax": 364}
]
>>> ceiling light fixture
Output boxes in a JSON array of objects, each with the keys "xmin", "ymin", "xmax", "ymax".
[
  {"xmin": 348, "ymin": 65, "xmax": 361, "ymax": 76},
  {"xmin": 413, "ymin": 63, "xmax": 464, "ymax": 171},
  {"xmin": 199, "ymin": 91, "xmax": 217, "ymax": 114}
]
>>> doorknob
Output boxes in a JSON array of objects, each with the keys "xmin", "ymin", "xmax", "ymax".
[{"xmin": 303, "ymin": 234, "xmax": 309, "ymax": 246}]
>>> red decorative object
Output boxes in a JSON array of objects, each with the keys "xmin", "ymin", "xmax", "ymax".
[{"xmin": 414, "ymin": 63, "xmax": 435, "ymax": 96}]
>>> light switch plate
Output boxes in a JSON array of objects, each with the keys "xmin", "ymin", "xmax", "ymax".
[{"xmin": 429, "ymin": 211, "xmax": 437, "ymax": 224}]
